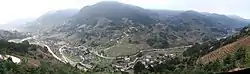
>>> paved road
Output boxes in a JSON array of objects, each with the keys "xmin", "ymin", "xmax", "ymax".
[
  {"xmin": 59, "ymin": 46, "xmax": 69, "ymax": 63},
  {"xmin": 30, "ymin": 43, "xmax": 66, "ymax": 63},
  {"xmin": 9, "ymin": 36, "xmax": 193, "ymax": 70},
  {"xmin": 129, "ymin": 45, "xmax": 193, "ymax": 57},
  {"xmin": 91, "ymin": 51, "xmax": 116, "ymax": 59}
]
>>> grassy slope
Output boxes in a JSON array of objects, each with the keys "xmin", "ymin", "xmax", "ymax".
[{"xmin": 105, "ymin": 37, "xmax": 140, "ymax": 57}]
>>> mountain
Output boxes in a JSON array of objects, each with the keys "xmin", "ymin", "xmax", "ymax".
[
  {"xmin": 151, "ymin": 10, "xmax": 183, "ymax": 20},
  {"xmin": 0, "ymin": 18, "xmax": 34, "ymax": 31},
  {"xmin": 204, "ymin": 13, "xmax": 249, "ymax": 28},
  {"xmin": 0, "ymin": 30, "xmax": 28, "ymax": 40},
  {"xmin": 160, "ymin": 10, "xmax": 249, "ymax": 29},
  {"xmin": 23, "ymin": 9, "xmax": 79, "ymax": 32},
  {"xmin": 2, "ymin": 1, "xmax": 250, "ymax": 73},
  {"xmin": 25, "ymin": 1, "xmax": 250, "ymax": 57},
  {"xmin": 228, "ymin": 15, "xmax": 250, "ymax": 25},
  {"xmin": 72, "ymin": 1, "xmax": 156, "ymax": 25},
  {"xmin": 228, "ymin": 15, "xmax": 246, "ymax": 20}
]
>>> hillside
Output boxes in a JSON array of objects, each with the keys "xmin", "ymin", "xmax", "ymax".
[
  {"xmin": 0, "ymin": 40, "xmax": 83, "ymax": 74},
  {"xmin": 23, "ymin": 9, "xmax": 78, "ymax": 32},
  {"xmin": 183, "ymin": 26, "xmax": 250, "ymax": 57},
  {"xmin": 194, "ymin": 26, "xmax": 250, "ymax": 64},
  {"xmin": 21, "ymin": 1, "xmax": 250, "ymax": 57},
  {"xmin": 1, "ymin": 1, "xmax": 250, "ymax": 74},
  {"xmin": 74, "ymin": 1, "xmax": 156, "ymax": 25},
  {"xmin": 0, "ymin": 30, "xmax": 28, "ymax": 40},
  {"xmin": 129, "ymin": 26, "xmax": 250, "ymax": 74},
  {"xmin": 198, "ymin": 36, "xmax": 250, "ymax": 64}
]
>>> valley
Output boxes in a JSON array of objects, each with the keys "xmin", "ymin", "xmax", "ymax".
[
  {"xmin": 8, "ymin": 33, "xmax": 193, "ymax": 71},
  {"xmin": 0, "ymin": 1, "xmax": 250, "ymax": 74}
]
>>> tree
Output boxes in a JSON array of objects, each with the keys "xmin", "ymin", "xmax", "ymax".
[
  {"xmin": 210, "ymin": 60, "xmax": 222, "ymax": 72},
  {"xmin": 146, "ymin": 33, "xmax": 169, "ymax": 49},
  {"xmin": 235, "ymin": 47, "xmax": 245, "ymax": 60},
  {"xmin": 133, "ymin": 61, "xmax": 146, "ymax": 74},
  {"xmin": 22, "ymin": 40, "xmax": 29, "ymax": 45}
]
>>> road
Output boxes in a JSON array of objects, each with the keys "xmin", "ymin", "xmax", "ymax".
[
  {"xmin": 128, "ymin": 45, "xmax": 193, "ymax": 57},
  {"xmin": 30, "ymin": 42, "xmax": 66, "ymax": 63},
  {"xmin": 91, "ymin": 51, "xmax": 115, "ymax": 59},
  {"xmin": 59, "ymin": 46, "xmax": 69, "ymax": 63},
  {"xmin": 41, "ymin": 43, "xmax": 95, "ymax": 69},
  {"xmin": 9, "ymin": 37, "xmax": 102, "ymax": 69},
  {"xmin": 9, "ymin": 36, "xmax": 193, "ymax": 71},
  {"xmin": 8, "ymin": 37, "xmax": 67, "ymax": 63},
  {"xmin": 9, "ymin": 36, "xmax": 192, "ymax": 61}
]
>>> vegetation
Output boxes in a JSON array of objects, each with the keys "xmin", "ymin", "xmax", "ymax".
[
  {"xmin": 133, "ymin": 61, "xmax": 148, "ymax": 74},
  {"xmin": 1, "ymin": 1, "xmax": 250, "ymax": 72},
  {"xmin": 132, "ymin": 26, "xmax": 250, "ymax": 73},
  {"xmin": 0, "ymin": 40, "xmax": 84, "ymax": 74},
  {"xmin": 133, "ymin": 46, "xmax": 250, "ymax": 74},
  {"xmin": 0, "ymin": 40, "xmax": 34, "ymax": 56},
  {"xmin": 89, "ymin": 59, "xmax": 114, "ymax": 73},
  {"xmin": 184, "ymin": 26, "xmax": 250, "ymax": 58},
  {"xmin": 128, "ymin": 38, "xmax": 140, "ymax": 44},
  {"xmin": 0, "ymin": 30, "xmax": 27, "ymax": 40},
  {"xmin": 0, "ymin": 60, "xmax": 83, "ymax": 74},
  {"xmin": 146, "ymin": 33, "xmax": 169, "ymax": 49}
]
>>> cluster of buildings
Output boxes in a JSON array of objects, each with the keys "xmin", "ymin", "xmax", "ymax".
[{"xmin": 111, "ymin": 52, "xmax": 177, "ymax": 72}]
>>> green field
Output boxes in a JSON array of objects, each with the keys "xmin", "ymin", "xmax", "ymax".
[{"xmin": 104, "ymin": 37, "xmax": 141, "ymax": 57}]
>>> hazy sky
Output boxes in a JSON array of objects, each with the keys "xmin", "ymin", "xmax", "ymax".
[{"xmin": 0, "ymin": 0, "xmax": 249, "ymax": 24}]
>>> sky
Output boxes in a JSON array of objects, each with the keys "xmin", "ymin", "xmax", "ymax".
[{"xmin": 0, "ymin": 0, "xmax": 249, "ymax": 24}]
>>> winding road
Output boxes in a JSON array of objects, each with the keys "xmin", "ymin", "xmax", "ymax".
[
  {"xmin": 59, "ymin": 46, "xmax": 69, "ymax": 63},
  {"xmin": 31, "ymin": 43, "xmax": 66, "ymax": 62},
  {"xmin": 91, "ymin": 51, "xmax": 115, "ymax": 59},
  {"xmin": 8, "ymin": 36, "xmax": 193, "ymax": 70},
  {"xmin": 9, "ymin": 37, "xmax": 67, "ymax": 63}
]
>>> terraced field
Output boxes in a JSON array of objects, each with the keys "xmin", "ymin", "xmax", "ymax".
[{"xmin": 198, "ymin": 36, "xmax": 250, "ymax": 64}]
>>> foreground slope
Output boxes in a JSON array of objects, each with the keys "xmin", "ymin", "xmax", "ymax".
[
  {"xmin": 194, "ymin": 26, "xmax": 250, "ymax": 64},
  {"xmin": 198, "ymin": 36, "xmax": 250, "ymax": 64},
  {"xmin": 130, "ymin": 26, "xmax": 250, "ymax": 73},
  {"xmin": 0, "ymin": 40, "xmax": 83, "ymax": 74}
]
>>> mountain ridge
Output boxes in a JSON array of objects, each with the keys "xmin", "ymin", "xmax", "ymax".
[
  {"xmin": 22, "ymin": 1, "xmax": 250, "ymax": 57},
  {"xmin": 2, "ymin": 1, "xmax": 250, "ymax": 73}
]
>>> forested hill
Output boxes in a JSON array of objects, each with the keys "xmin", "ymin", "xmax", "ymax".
[
  {"xmin": 0, "ymin": 40, "xmax": 83, "ymax": 74},
  {"xmin": 184, "ymin": 26, "xmax": 250, "ymax": 59},
  {"xmin": 5, "ymin": 1, "xmax": 250, "ymax": 74},
  {"xmin": 0, "ymin": 30, "xmax": 27, "ymax": 40},
  {"xmin": 23, "ymin": 2, "xmax": 250, "ymax": 54},
  {"xmin": 133, "ymin": 25, "xmax": 250, "ymax": 73}
]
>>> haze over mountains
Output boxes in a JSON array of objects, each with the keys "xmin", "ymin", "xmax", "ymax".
[
  {"xmin": 0, "ymin": 18, "xmax": 34, "ymax": 30},
  {"xmin": 1, "ymin": 1, "xmax": 250, "ymax": 73},
  {"xmin": 20, "ymin": 1, "xmax": 249, "ymax": 49},
  {"xmin": 24, "ymin": 1, "xmax": 250, "ymax": 30},
  {"xmin": 1, "ymin": 1, "xmax": 249, "ymax": 60}
]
